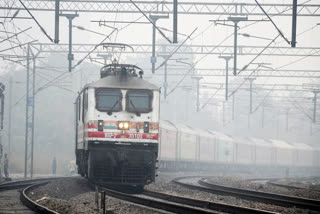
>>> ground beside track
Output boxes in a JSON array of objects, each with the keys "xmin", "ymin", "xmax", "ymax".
[
  {"xmin": 207, "ymin": 176, "xmax": 320, "ymax": 199},
  {"xmin": 27, "ymin": 176, "xmax": 165, "ymax": 214},
  {"xmin": 25, "ymin": 173, "xmax": 320, "ymax": 214},
  {"xmin": 145, "ymin": 172, "xmax": 319, "ymax": 214}
]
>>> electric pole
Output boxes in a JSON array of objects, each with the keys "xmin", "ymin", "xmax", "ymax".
[
  {"xmin": 219, "ymin": 55, "xmax": 232, "ymax": 100},
  {"xmin": 192, "ymin": 76, "xmax": 202, "ymax": 112},
  {"xmin": 60, "ymin": 13, "xmax": 79, "ymax": 72},
  {"xmin": 228, "ymin": 16, "xmax": 248, "ymax": 76},
  {"xmin": 150, "ymin": 14, "xmax": 169, "ymax": 74}
]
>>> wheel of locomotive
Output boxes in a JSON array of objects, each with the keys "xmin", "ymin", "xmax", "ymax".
[{"xmin": 134, "ymin": 185, "xmax": 144, "ymax": 193}]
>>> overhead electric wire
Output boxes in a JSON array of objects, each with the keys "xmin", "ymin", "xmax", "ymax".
[
  {"xmin": 167, "ymin": 32, "xmax": 234, "ymax": 97},
  {"xmin": 238, "ymin": 34, "xmax": 280, "ymax": 75},
  {"xmin": 0, "ymin": 39, "xmax": 37, "ymax": 53},
  {"xmin": 252, "ymin": 85, "xmax": 276, "ymax": 114},
  {"xmin": 199, "ymin": 84, "xmax": 223, "ymax": 111},
  {"xmin": 129, "ymin": 0, "xmax": 171, "ymax": 44},
  {"xmin": 255, "ymin": 0, "xmax": 291, "ymax": 45},
  {"xmin": 275, "ymin": 49, "xmax": 320, "ymax": 70},
  {"xmin": 17, "ymin": 0, "xmax": 53, "ymax": 42},
  {"xmin": 72, "ymin": 28, "xmax": 117, "ymax": 70},
  {"xmin": 155, "ymin": 27, "xmax": 197, "ymax": 71},
  {"xmin": 2, "ymin": 0, "xmax": 17, "ymax": 23},
  {"xmin": 0, "ymin": 26, "xmax": 31, "ymax": 44}
]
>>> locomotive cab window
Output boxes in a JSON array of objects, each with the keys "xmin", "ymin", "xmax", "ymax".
[
  {"xmin": 95, "ymin": 89, "xmax": 122, "ymax": 114},
  {"xmin": 126, "ymin": 90, "xmax": 153, "ymax": 115}
]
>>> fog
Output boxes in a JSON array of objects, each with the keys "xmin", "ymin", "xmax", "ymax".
[{"xmin": 0, "ymin": 0, "xmax": 319, "ymax": 176}]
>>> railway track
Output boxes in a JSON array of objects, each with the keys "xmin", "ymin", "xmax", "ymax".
[
  {"xmin": 91, "ymin": 177, "xmax": 276, "ymax": 214},
  {"xmin": 247, "ymin": 177, "xmax": 320, "ymax": 192},
  {"xmin": 0, "ymin": 177, "xmax": 63, "ymax": 214},
  {"xmin": 172, "ymin": 176, "xmax": 320, "ymax": 211},
  {"xmin": 98, "ymin": 185, "xmax": 218, "ymax": 214},
  {"xmin": 143, "ymin": 189, "xmax": 276, "ymax": 214},
  {"xmin": 267, "ymin": 180, "xmax": 320, "ymax": 192}
]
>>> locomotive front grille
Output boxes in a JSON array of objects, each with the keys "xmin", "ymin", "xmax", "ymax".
[{"xmin": 93, "ymin": 165, "xmax": 151, "ymax": 184}]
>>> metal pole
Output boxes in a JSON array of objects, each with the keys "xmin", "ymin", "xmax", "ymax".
[
  {"xmin": 191, "ymin": 77, "xmax": 202, "ymax": 112},
  {"xmin": 233, "ymin": 22, "xmax": 238, "ymax": 76},
  {"xmin": 185, "ymin": 90, "xmax": 189, "ymax": 122},
  {"xmin": 232, "ymin": 94, "xmax": 235, "ymax": 120},
  {"xmin": 246, "ymin": 78, "xmax": 255, "ymax": 114},
  {"xmin": 173, "ymin": 0, "xmax": 178, "ymax": 43},
  {"xmin": 261, "ymin": 104, "xmax": 264, "ymax": 128},
  {"xmin": 151, "ymin": 19, "xmax": 157, "ymax": 74},
  {"xmin": 68, "ymin": 17, "xmax": 73, "ymax": 72},
  {"xmin": 164, "ymin": 61, "xmax": 168, "ymax": 99},
  {"xmin": 222, "ymin": 102, "xmax": 225, "ymax": 127},
  {"xmin": 61, "ymin": 14, "xmax": 78, "ymax": 72},
  {"xmin": 286, "ymin": 108, "xmax": 289, "ymax": 132},
  {"xmin": 54, "ymin": 0, "xmax": 60, "ymax": 43},
  {"xmin": 31, "ymin": 56, "xmax": 36, "ymax": 178},
  {"xmin": 8, "ymin": 76, "xmax": 12, "ymax": 158},
  {"xmin": 313, "ymin": 91, "xmax": 318, "ymax": 123},
  {"xmin": 219, "ymin": 56, "xmax": 232, "ymax": 101},
  {"xmin": 24, "ymin": 44, "xmax": 30, "ymax": 178},
  {"xmin": 250, "ymin": 79, "xmax": 253, "ymax": 113},
  {"xmin": 196, "ymin": 80, "xmax": 200, "ymax": 112},
  {"xmin": 226, "ymin": 60, "xmax": 229, "ymax": 101},
  {"xmin": 291, "ymin": 0, "xmax": 297, "ymax": 47},
  {"xmin": 276, "ymin": 111, "xmax": 279, "ymax": 137}
]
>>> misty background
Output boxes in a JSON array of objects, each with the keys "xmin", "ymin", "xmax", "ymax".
[{"xmin": 0, "ymin": 0, "xmax": 319, "ymax": 174}]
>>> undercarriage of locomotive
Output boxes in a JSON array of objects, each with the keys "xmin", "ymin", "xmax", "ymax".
[{"xmin": 76, "ymin": 142, "xmax": 158, "ymax": 188}]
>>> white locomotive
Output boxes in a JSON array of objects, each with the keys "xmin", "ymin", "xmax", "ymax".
[{"xmin": 75, "ymin": 63, "xmax": 160, "ymax": 188}]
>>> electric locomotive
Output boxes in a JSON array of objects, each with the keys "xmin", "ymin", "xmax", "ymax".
[{"xmin": 75, "ymin": 63, "xmax": 160, "ymax": 189}]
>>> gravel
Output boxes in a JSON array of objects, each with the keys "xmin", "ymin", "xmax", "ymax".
[
  {"xmin": 27, "ymin": 176, "xmax": 165, "ymax": 214},
  {"xmin": 26, "ymin": 174, "xmax": 320, "ymax": 214},
  {"xmin": 206, "ymin": 176, "xmax": 320, "ymax": 200},
  {"xmin": 145, "ymin": 172, "xmax": 320, "ymax": 214}
]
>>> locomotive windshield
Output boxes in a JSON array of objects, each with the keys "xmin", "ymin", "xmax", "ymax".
[
  {"xmin": 126, "ymin": 90, "xmax": 152, "ymax": 114},
  {"xmin": 96, "ymin": 89, "xmax": 122, "ymax": 113}
]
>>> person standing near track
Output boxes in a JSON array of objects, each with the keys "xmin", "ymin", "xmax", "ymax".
[{"xmin": 52, "ymin": 157, "xmax": 57, "ymax": 175}]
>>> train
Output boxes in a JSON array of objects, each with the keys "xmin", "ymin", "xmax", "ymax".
[
  {"xmin": 74, "ymin": 60, "xmax": 319, "ymax": 188},
  {"xmin": 158, "ymin": 120, "xmax": 320, "ymax": 175},
  {"xmin": 75, "ymin": 63, "xmax": 160, "ymax": 189}
]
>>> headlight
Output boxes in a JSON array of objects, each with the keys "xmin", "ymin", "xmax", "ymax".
[
  {"xmin": 124, "ymin": 122, "xmax": 129, "ymax": 129},
  {"xmin": 118, "ymin": 121, "xmax": 129, "ymax": 130},
  {"xmin": 119, "ymin": 123, "xmax": 124, "ymax": 129}
]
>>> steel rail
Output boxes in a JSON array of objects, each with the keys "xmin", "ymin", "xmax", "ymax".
[
  {"xmin": 143, "ymin": 189, "xmax": 276, "ymax": 214},
  {"xmin": 198, "ymin": 178, "xmax": 320, "ymax": 211},
  {"xmin": 0, "ymin": 177, "xmax": 64, "ymax": 191},
  {"xmin": 21, "ymin": 181, "xmax": 59, "ymax": 214},
  {"xmin": 0, "ymin": 177, "xmax": 65, "ymax": 214},
  {"xmin": 98, "ymin": 186, "xmax": 218, "ymax": 214}
]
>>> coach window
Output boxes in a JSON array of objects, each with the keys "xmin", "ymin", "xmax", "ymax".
[
  {"xmin": 126, "ymin": 89, "xmax": 153, "ymax": 114},
  {"xmin": 95, "ymin": 89, "xmax": 122, "ymax": 114}
]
